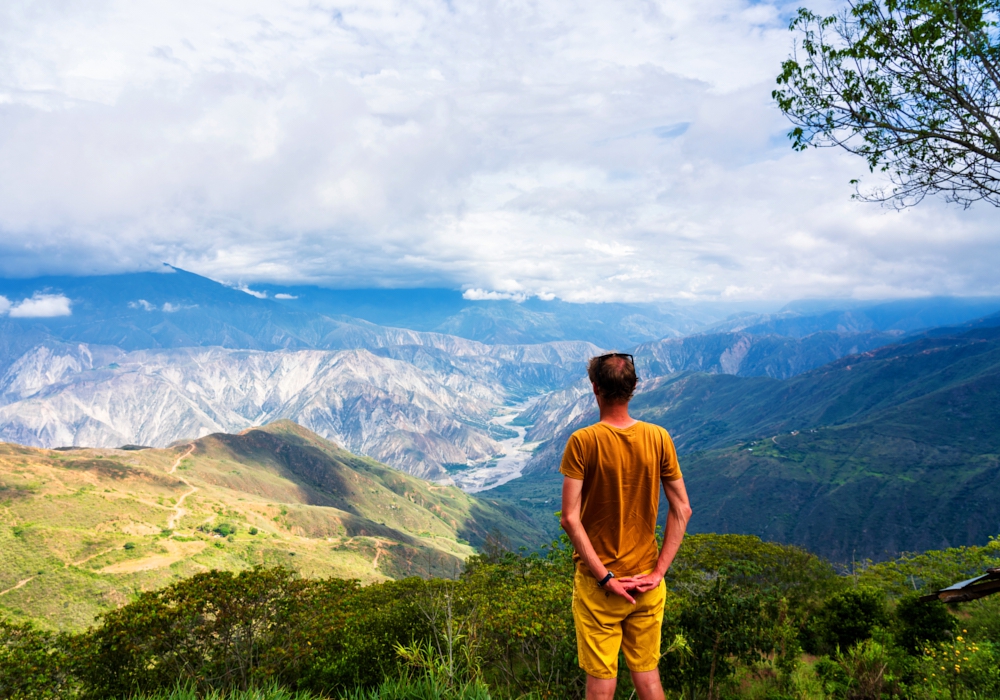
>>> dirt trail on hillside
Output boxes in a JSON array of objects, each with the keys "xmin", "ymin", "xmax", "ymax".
[
  {"xmin": 169, "ymin": 445, "xmax": 195, "ymax": 475},
  {"xmin": 372, "ymin": 539, "xmax": 389, "ymax": 570},
  {"xmin": 167, "ymin": 445, "xmax": 197, "ymax": 530},
  {"xmin": 100, "ymin": 539, "xmax": 207, "ymax": 574},
  {"xmin": 70, "ymin": 547, "xmax": 118, "ymax": 568},
  {"xmin": 0, "ymin": 577, "xmax": 34, "ymax": 597}
]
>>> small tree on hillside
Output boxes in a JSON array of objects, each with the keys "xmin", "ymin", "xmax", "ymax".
[{"xmin": 664, "ymin": 566, "xmax": 773, "ymax": 700}]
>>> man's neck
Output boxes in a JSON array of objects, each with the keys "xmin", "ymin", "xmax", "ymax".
[{"xmin": 598, "ymin": 401, "xmax": 637, "ymax": 429}]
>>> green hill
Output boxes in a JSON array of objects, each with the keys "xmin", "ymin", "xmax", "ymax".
[
  {"xmin": 492, "ymin": 326, "xmax": 1000, "ymax": 559},
  {"xmin": 0, "ymin": 421, "xmax": 543, "ymax": 630}
]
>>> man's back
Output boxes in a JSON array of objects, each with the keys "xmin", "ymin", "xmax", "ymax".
[
  {"xmin": 560, "ymin": 421, "xmax": 681, "ymax": 577},
  {"xmin": 559, "ymin": 352, "xmax": 692, "ymax": 699}
]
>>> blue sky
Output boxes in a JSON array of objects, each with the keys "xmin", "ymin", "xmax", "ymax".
[{"xmin": 0, "ymin": 0, "xmax": 997, "ymax": 302}]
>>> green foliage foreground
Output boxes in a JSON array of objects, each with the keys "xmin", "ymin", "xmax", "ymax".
[{"xmin": 2, "ymin": 533, "xmax": 1000, "ymax": 699}]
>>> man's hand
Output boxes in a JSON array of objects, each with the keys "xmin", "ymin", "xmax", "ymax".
[
  {"xmin": 617, "ymin": 571, "xmax": 663, "ymax": 593},
  {"xmin": 602, "ymin": 577, "xmax": 636, "ymax": 604}
]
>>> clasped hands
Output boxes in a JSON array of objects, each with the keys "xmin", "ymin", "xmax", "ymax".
[{"xmin": 602, "ymin": 571, "xmax": 663, "ymax": 605}]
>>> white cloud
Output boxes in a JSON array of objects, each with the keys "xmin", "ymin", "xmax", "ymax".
[
  {"xmin": 0, "ymin": 296, "xmax": 9, "ymax": 315},
  {"xmin": 236, "ymin": 285, "xmax": 267, "ymax": 299},
  {"xmin": 0, "ymin": 0, "xmax": 995, "ymax": 301},
  {"xmin": 8, "ymin": 294, "xmax": 72, "ymax": 318},
  {"xmin": 585, "ymin": 240, "xmax": 636, "ymax": 258},
  {"xmin": 128, "ymin": 299, "xmax": 155, "ymax": 311},
  {"xmin": 273, "ymin": 293, "xmax": 297, "ymax": 300},
  {"xmin": 462, "ymin": 289, "xmax": 527, "ymax": 302}
]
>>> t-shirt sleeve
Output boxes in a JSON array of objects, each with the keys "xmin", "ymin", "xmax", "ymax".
[
  {"xmin": 559, "ymin": 432, "xmax": 587, "ymax": 480},
  {"xmin": 660, "ymin": 430, "xmax": 682, "ymax": 481}
]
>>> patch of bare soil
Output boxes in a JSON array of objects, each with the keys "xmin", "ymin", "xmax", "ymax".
[{"xmin": 99, "ymin": 539, "xmax": 207, "ymax": 574}]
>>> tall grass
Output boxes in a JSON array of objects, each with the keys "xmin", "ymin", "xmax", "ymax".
[
  {"xmin": 338, "ymin": 676, "xmax": 494, "ymax": 699},
  {"xmin": 129, "ymin": 677, "xmax": 498, "ymax": 700},
  {"xmin": 130, "ymin": 685, "xmax": 320, "ymax": 700}
]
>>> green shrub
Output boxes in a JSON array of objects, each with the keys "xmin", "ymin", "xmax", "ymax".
[
  {"xmin": 893, "ymin": 594, "xmax": 955, "ymax": 654},
  {"xmin": 265, "ymin": 576, "xmax": 437, "ymax": 694},
  {"xmin": 917, "ymin": 636, "xmax": 1000, "ymax": 698},
  {"xmin": 461, "ymin": 533, "xmax": 580, "ymax": 698},
  {"xmin": 0, "ymin": 619, "xmax": 75, "ymax": 699},
  {"xmin": 804, "ymin": 587, "xmax": 888, "ymax": 655},
  {"xmin": 963, "ymin": 595, "xmax": 1000, "ymax": 644},
  {"xmin": 75, "ymin": 567, "xmax": 300, "ymax": 698},
  {"xmin": 660, "ymin": 565, "xmax": 773, "ymax": 700},
  {"xmin": 212, "ymin": 523, "xmax": 237, "ymax": 537}
]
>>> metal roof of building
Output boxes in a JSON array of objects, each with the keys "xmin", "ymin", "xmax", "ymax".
[{"xmin": 920, "ymin": 567, "xmax": 1000, "ymax": 603}]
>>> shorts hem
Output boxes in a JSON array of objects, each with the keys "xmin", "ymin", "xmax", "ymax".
[
  {"xmin": 627, "ymin": 662, "xmax": 660, "ymax": 674},
  {"xmin": 580, "ymin": 663, "xmax": 617, "ymax": 680}
]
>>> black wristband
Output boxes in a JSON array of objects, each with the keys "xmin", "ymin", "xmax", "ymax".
[{"xmin": 597, "ymin": 571, "xmax": 614, "ymax": 587}]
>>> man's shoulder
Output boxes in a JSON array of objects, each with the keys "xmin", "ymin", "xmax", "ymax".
[
  {"xmin": 567, "ymin": 421, "xmax": 672, "ymax": 440},
  {"xmin": 635, "ymin": 421, "xmax": 672, "ymax": 439},
  {"xmin": 566, "ymin": 423, "xmax": 604, "ymax": 444}
]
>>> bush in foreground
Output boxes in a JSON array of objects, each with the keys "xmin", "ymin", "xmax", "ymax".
[{"xmin": 3, "ymin": 532, "xmax": 1000, "ymax": 699}]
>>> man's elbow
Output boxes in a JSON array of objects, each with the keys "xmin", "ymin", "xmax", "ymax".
[
  {"xmin": 560, "ymin": 513, "xmax": 578, "ymax": 532},
  {"xmin": 673, "ymin": 503, "xmax": 693, "ymax": 524}
]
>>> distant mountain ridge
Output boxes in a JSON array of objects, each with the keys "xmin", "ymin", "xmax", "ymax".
[
  {"xmin": 4, "ymin": 268, "xmax": 965, "ymax": 480},
  {"xmin": 495, "ymin": 322, "xmax": 1000, "ymax": 560},
  {"xmin": 708, "ymin": 297, "xmax": 1000, "ymax": 337},
  {"xmin": 0, "ymin": 341, "xmax": 601, "ymax": 479},
  {"xmin": 515, "ymin": 329, "xmax": 904, "ymax": 444}
]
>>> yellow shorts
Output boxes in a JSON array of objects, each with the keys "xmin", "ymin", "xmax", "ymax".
[{"xmin": 571, "ymin": 565, "xmax": 665, "ymax": 679}]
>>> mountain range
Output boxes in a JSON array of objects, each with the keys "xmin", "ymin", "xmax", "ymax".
[
  {"xmin": 2, "ymin": 267, "xmax": 1000, "ymax": 564},
  {"xmin": 0, "ymin": 340, "xmax": 597, "ymax": 480},
  {"xmin": 496, "ymin": 318, "xmax": 1000, "ymax": 559}
]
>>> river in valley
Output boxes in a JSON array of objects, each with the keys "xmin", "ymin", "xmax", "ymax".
[{"xmin": 450, "ymin": 401, "xmax": 539, "ymax": 494}]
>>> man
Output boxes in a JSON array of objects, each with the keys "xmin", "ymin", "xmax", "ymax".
[{"xmin": 560, "ymin": 352, "xmax": 692, "ymax": 700}]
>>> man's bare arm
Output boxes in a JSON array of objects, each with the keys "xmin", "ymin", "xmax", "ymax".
[
  {"xmin": 560, "ymin": 475, "xmax": 636, "ymax": 604},
  {"xmin": 618, "ymin": 476, "xmax": 692, "ymax": 593}
]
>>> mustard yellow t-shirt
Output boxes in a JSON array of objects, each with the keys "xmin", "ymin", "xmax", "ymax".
[{"xmin": 559, "ymin": 421, "xmax": 682, "ymax": 577}]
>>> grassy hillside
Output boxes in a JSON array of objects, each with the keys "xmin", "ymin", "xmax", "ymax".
[
  {"xmin": 0, "ymin": 421, "xmax": 542, "ymax": 630},
  {"xmin": 682, "ymin": 423, "xmax": 1000, "ymax": 560},
  {"xmin": 492, "ymin": 326, "xmax": 1000, "ymax": 558}
]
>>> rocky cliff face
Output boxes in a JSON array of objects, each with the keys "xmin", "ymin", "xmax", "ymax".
[
  {"xmin": 515, "ymin": 330, "xmax": 902, "ymax": 443},
  {"xmin": 0, "ymin": 339, "xmax": 599, "ymax": 480},
  {"xmin": 0, "ymin": 326, "xmax": 904, "ymax": 481}
]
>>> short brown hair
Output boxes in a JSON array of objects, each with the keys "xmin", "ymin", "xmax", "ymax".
[{"xmin": 587, "ymin": 353, "xmax": 637, "ymax": 403}]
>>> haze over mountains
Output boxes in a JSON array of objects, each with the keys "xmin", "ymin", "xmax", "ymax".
[{"xmin": 1, "ymin": 266, "xmax": 999, "ymax": 562}]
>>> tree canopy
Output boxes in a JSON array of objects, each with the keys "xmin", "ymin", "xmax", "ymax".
[{"xmin": 774, "ymin": 0, "xmax": 1000, "ymax": 208}]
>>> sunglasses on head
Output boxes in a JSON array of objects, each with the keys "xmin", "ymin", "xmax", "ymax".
[
  {"xmin": 596, "ymin": 352, "xmax": 634, "ymax": 366},
  {"xmin": 596, "ymin": 352, "xmax": 637, "ymax": 380}
]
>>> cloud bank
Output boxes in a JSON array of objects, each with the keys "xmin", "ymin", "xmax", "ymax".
[{"xmin": 0, "ymin": 0, "xmax": 997, "ymax": 301}]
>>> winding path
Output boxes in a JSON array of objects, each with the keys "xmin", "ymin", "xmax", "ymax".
[
  {"xmin": 70, "ymin": 547, "xmax": 118, "ymax": 568},
  {"xmin": 372, "ymin": 539, "xmax": 389, "ymax": 570},
  {"xmin": 167, "ymin": 445, "xmax": 197, "ymax": 530},
  {"xmin": 0, "ymin": 577, "xmax": 34, "ymax": 597}
]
